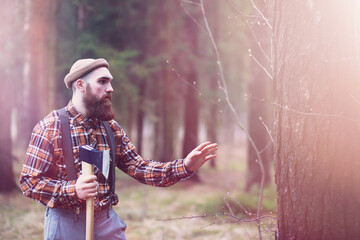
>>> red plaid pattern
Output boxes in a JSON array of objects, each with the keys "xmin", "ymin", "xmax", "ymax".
[{"xmin": 19, "ymin": 101, "xmax": 192, "ymax": 211}]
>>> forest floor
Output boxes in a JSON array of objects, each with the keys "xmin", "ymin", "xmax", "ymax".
[{"xmin": 0, "ymin": 144, "xmax": 277, "ymax": 240}]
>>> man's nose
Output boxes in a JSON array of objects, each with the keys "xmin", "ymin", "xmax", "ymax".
[{"xmin": 106, "ymin": 83, "xmax": 114, "ymax": 93}]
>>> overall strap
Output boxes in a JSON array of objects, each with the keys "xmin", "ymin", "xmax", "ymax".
[
  {"xmin": 57, "ymin": 108, "xmax": 77, "ymax": 180},
  {"xmin": 103, "ymin": 122, "xmax": 116, "ymax": 197},
  {"xmin": 57, "ymin": 108, "xmax": 117, "ymax": 199}
]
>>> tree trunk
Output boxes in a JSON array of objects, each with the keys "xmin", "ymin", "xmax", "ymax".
[
  {"xmin": 273, "ymin": 1, "xmax": 360, "ymax": 239},
  {"xmin": 135, "ymin": 4, "xmax": 149, "ymax": 156},
  {"xmin": 21, "ymin": 0, "xmax": 55, "ymax": 146},
  {"xmin": 182, "ymin": 70, "xmax": 199, "ymax": 157},
  {"xmin": 204, "ymin": 1, "xmax": 219, "ymax": 168},
  {"xmin": 156, "ymin": 1, "xmax": 176, "ymax": 163},
  {"xmin": 136, "ymin": 80, "xmax": 146, "ymax": 155},
  {"xmin": 245, "ymin": 0, "xmax": 272, "ymax": 191},
  {"xmin": 181, "ymin": 4, "xmax": 200, "ymax": 182},
  {"xmin": 0, "ymin": 0, "xmax": 18, "ymax": 192}
]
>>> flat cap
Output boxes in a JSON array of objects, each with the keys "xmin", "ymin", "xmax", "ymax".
[{"xmin": 64, "ymin": 58, "xmax": 109, "ymax": 88}]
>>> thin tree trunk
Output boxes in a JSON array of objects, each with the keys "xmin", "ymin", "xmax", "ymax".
[
  {"xmin": 274, "ymin": 0, "xmax": 360, "ymax": 239},
  {"xmin": 0, "ymin": 0, "xmax": 18, "ymax": 191},
  {"xmin": 205, "ymin": 1, "xmax": 219, "ymax": 168},
  {"xmin": 136, "ymin": 81, "xmax": 146, "ymax": 155},
  {"xmin": 182, "ymin": 5, "xmax": 200, "ymax": 182}
]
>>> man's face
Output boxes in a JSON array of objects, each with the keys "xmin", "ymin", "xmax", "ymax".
[{"xmin": 82, "ymin": 67, "xmax": 115, "ymax": 121}]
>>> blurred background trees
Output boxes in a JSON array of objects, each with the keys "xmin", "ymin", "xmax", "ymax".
[{"xmin": 1, "ymin": 0, "xmax": 259, "ymax": 191}]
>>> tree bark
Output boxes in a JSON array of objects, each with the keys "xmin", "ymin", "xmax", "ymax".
[{"xmin": 273, "ymin": 1, "xmax": 360, "ymax": 239}]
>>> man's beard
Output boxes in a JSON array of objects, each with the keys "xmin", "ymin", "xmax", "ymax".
[{"xmin": 83, "ymin": 86, "xmax": 114, "ymax": 121}]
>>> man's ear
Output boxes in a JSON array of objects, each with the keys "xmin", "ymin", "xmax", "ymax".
[{"xmin": 75, "ymin": 79, "xmax": 86, "ymax": 93}]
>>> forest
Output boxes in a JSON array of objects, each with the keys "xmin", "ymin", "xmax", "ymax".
[{"xmin": 1, "ymin": 0, "xmax": 360, "ymax": 239}]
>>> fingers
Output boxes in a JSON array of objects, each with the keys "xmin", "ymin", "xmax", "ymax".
[
  {"xmin": 195, "ymin": 141, "xmax": 212, "ymax": 151},
  {"xmin": 205, "ymin": 154, "xmax": 217, "ymax": 161},
  {"xmin": 75, "ymin": 174, "xmax": 99, "ymax": 200},
  {"xmin": 200, "ymin": 143, "xmax": 218, "ymax": 156},
  {"xmin": 78, "ymin": 174, "xmax": 97, "ymax": 183},
  {"xmin": 184, "ymin": 142, "xmax": 218, "ymax": 172}
]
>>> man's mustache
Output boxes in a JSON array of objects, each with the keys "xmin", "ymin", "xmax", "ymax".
[{"xmin": 102, "ymin": 94, "xmax": 112, "ymax": 102}]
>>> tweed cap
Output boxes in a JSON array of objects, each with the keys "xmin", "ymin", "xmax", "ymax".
[{"xmin": 64, "ymin": 58, "xmax": 109, "ymax": 88}]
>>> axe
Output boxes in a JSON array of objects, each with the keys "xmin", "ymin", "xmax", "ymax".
[{"xmin": 79, "ymin": 145, "xmax": 110, "ymax": 240}]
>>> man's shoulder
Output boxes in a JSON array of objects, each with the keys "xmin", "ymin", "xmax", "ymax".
[
  {"xmin": 106, "ymin": 119, "xmax": 128, "ymax": 136},
  {"xmin": 33, "ymin": 110, "xmax": 62, "ymax": 133},
  {"xmin": 106, "ymin": 119, "xmax": 121, "ymax": 132}
]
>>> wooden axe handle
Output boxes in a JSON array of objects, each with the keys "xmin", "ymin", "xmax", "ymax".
[{"xmin": 82, "ymin": 161, "xmax": 94, "ymax": 240}]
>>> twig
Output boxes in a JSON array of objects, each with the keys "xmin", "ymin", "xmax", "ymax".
[
  {"xmin": 224, "ymin": 197, "xmax": 235, "ymax": 216},
  {"xmin": 259, "ymin": 116, "xmax": 274, "ymax": 146},
  {"xmin": 250, "ymin": 94, "xmax": 359, "ymax": 123},
  {"xmin": 181, "ymin": 1, "xmax": 208, "ymax": 35},
  {"xmin": 272, "ymin": 102, "xmax": 358, "ymax": 123},
  {"xmin": 228, "ymin": 0, "xmax": 273, "ymax": 75},
  {"xmin": 258, "ymin": 140, "xmax": 273, "ymax": 155},
  {"xmin": 249, "ymin": 49, "xmax": 273, "ymax": 79},
  {"xmin": 156, "ymin": 213, "xmax": 276, "ymax": 223},
  {"xmin": 181, "ymin": 0, "xmax": 201, "ymax": 7},
  {"xmin": 226, "ymin": 192, "xmax": 254, "ymax": 216},
  {"xmin": 349, "ymin": 93, "xmax": 360, "ymax": 105},
  {"xmin": 165, "ymin": 59, "xmax": 220, "ymax": 107},
  {"xmin": 250, "ymin": 0, "xmax": 272, "ymax": 30}
]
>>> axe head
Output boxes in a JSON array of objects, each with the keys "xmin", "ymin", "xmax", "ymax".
[{"xmin": 79, "ymin": 145, "xmax": 110, "ymax": 179}]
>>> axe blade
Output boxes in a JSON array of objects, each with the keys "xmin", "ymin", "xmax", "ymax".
[{"xmin": 79, "ymin": 145, "xmax": 110, "ymax": 179}]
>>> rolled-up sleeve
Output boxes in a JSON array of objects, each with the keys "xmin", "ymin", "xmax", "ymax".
[
  {"xmin": 112, "ymin": 122, "xmax": 193, "ymax": 187},
  {"xmin": 19, "ymin": 120, "xmax": 79, "ymax": 208}
]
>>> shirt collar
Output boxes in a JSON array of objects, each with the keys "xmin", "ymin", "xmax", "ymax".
[{"xmin": 65, "ymin": 100, "xmax": 100, "ymax": 129}]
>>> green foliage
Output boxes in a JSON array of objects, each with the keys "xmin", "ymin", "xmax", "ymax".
[{"xmin": 54, "ymin": 0, "xmax": 252, "ymax": 143}]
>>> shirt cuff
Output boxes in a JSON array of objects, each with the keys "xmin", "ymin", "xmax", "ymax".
[
  {"xmin": 61, "ymin": 180, "xmax": 80, "ymax": 205},
  {"xmin": 177, "ymin": 159, "xmax": 195, "ymax": 180}
]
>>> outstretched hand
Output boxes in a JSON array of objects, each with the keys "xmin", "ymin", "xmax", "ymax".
[{"xmin": 184, "ymin": 141, "xmax": 218, "ymax": 173}]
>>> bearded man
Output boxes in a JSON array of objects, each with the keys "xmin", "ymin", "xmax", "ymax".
[{"xmin": 19, "ymin": 58, "xmax": 217, "ymax": 240}]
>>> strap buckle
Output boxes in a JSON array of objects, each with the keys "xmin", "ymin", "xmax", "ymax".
[{"xmin": 109, "ymin": 193, "xmax": 119, "ymax": 205}]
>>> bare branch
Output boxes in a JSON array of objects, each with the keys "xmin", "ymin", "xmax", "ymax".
[
  {"xmin": 228, "ymin": 0, "xmax": 272, "ymax": 73},
  {"xmin": 258, "ymin": 140, "xmax": 273, "ymax": 155},
  {"xmin": 181, "ymin": 0, "xmax": 201, "ymax": 6},
  {"xmin": 165, "ymin": 59, "xmax": 220, "ymax": 107},
  {"xmin": 249, "ymin": 49, "xmax": 273, "ymax": 79},
  {"xmin": 250, "ymin": 94, "xmax": 359, "ymax": 123},
  {"xmin": 156, "ymin": 213, "xmax": 276, "ymax": 224},
  {"xmin": 226, "ymin": 192, "xmax": 254, "ymax": 216},
  {"xmin": 258, "ymin": 116, "xmax": 274, "ymax": 146},
  {"xmin": 180, "ymin": 1, "xmax": 208, "ymax": 35},
  {"xmin": 250, "ymin": 0, "xmax": 272, "ymax": 30},
  {"xmin": 272, "ymin": 102, "xmax": 358, "ymax": 123},
  {"xmin": 349, "ymin": 93, "xmax": 360, "ymax": 105},
  {"xmin": 224, "ymin": 197, "xmax": 235, "ymax": 216}
]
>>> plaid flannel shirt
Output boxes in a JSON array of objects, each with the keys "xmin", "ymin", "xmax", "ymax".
[{"xmin": 19, "ymin": 101, "xmax": 192, "ymax": 211}]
